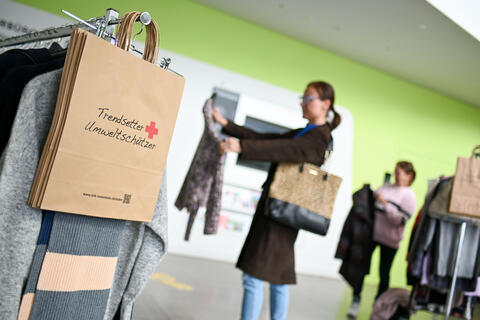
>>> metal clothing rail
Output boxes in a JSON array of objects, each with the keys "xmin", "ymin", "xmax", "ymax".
[
  {"xmin": 0, "ymin": 22, "xmax": 97, "ymax": 48},
  {"xmin": 0, "ymin": 8, "xmax": 180, "ymax": 75},
  {"xmin": 0, "ymin": 9, "xmax": 121, "ymax": 49}
]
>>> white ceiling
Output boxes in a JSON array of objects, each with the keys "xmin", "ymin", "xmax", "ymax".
[{"xmin": 192, "ymin": 0, "xmax": 480, "ymax": 108}]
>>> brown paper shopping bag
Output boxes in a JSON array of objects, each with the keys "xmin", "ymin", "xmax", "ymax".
[
  {"xmin": 35, "ymin": 30, "xmax": 89, "ymax": 205},
  {"xmin": 449, "ymin": 146, "xmax": 480, "ymax": 218},
  {"xmin": 29, "ymin": 28, "xmax": 88, "ymax": 206},
  {"xmin": 29, "ymin": 13, "xmax": 185, "ymax": 222}
]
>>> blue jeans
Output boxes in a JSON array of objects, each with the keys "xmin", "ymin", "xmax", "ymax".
[{"xmin": 241, "ymin": 273, "xmax": 289, "ymax": 320}]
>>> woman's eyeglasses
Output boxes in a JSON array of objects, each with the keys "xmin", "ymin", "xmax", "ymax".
[{"xmin": 300, "ymin": 95, "xmax": 320, "ymax": 104}]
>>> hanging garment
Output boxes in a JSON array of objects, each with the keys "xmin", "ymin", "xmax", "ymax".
[
  {"xmin": 0, "ymin": 69, "xmax": 62, "ymax": 320},
  {"xmin": 28, "ymin": 212, "xmax": 125, "ymax": 320},
  {"xmin": 407, "ymin": 179, "xmax": 445, "ymax": 282},
  {"xmin": 434, "ymin": 220, "xmax": 480, "ymax": 279},
  {"xmin": 0, "ymin": 69, "xmax": 169, "ymax": 320},
  {"xmin": 104, "ymin": 174, "xmax": 168, "ymax": 320},
  {"xmin": 0, "ymin": 48, "xmax": 52, "ymax": 81},
  {"xmin": 17, "ymin": 210, "xmax": 54, "ymax": 320},
  {"xmin": 0, "ymin": 48, "xmax": 64, "ymax": 154},
  {"xmin": 335, "ymin": 185, "xmax": 376, "ymax": 289},
  {"xmin": 428, "ymin": 274, "xmax": 479, "ymax": 292},
  {"xmin": 175, "ymin": 98, "xmax": 225, "ymax": 240},
  {"xmin": 0, "ymin": 59, "xmax": 65, "ymax": 154},
  {"xmin": 371, "ymin": 288, "xmax": 410, "ymax": 320},
  {"xmin": 0, "ymin": 70, "xmax": 125, "ymax": 320}
]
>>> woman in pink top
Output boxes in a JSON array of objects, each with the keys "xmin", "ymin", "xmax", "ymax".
[{"xmin": 347, "ymin": 161, "xmax": 417, "ymax": 318}]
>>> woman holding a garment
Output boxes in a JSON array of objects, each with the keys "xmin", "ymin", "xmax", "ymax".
[{"xmin": 213, "ymin": 81, "xmax": 341, "ymax": 320}]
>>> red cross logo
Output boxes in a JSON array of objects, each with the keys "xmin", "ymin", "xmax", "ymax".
[{"xmin": 145, "ymin": 121, "xmax": 159, "ymax": 139}]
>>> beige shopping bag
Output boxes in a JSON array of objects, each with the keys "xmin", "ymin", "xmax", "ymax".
[
  {"xmin": 36, "ymin": 30, "xmax": 89, "ymax": 205},
  {"xmin": 29, "ymin": 13, "xmax": 185, "ymax": 222},
  {"xmin": 449, "ymin": 146, "xmax": 480, "ymax": 218},
  {"xmin": 29, "ymin": 28, "xmax": 88, "ymax": 206}
]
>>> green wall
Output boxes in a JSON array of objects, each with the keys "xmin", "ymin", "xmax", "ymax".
[{"xmin": 15, "ymin": 0, "xmax": 480, "ymax": 290}]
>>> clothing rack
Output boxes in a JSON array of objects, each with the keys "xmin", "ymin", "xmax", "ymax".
[
  {"xmin": 441, "ymin": 150, "xmax": 480, "ymax": 319},
  {"xmin": 0, "ymin": 8, "xmax": 180, "ymax": 74},
  {"xmin": 409, "ymin": 215, "xmax": 477, "ymax": 320},
  {"xmin": 420, "ymin": 197, "xmax": 479, "ymax": 318}
]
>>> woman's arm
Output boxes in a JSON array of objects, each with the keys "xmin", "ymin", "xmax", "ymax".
[
  {"xmin": 382, "ymin": 190, "xmax": 417, "ymax": 225},
  {"xmin": 239, "ymin": 128, "xmax": 330, "ymax": 165},
  {"xmin": 222, "ymin": 121, "xmax": 292, "ymax": 140},
  {"xmin": 213, "ymin": 107, "xmax": 292, "ymax": 140}
]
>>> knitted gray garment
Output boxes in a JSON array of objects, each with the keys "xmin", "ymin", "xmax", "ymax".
[
  {"xmin": 104, "ymin": 172, "xmax": 168, "ymax": 320},
  {"xmin": 0, "ymin": 69, "xmax": 61, "ymax": 320},
  {"xmin": 0, "ymin": 69, "xmax": 169, "ymax": 320}
]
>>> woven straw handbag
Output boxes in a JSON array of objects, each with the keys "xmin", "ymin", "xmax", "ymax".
[{"xmin": 267, "ymin": 161, "xmax": 342, "ymax": 235}]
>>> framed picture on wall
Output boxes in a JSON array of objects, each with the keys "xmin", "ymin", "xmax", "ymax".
[{"xmin": 221, "ymin": 183, "xmax": 261, "ymax": 215}]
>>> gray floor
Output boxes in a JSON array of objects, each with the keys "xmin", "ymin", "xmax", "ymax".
[{"xmin": 132, "ymin": 254, "xmax": 347, "ymax": 320}]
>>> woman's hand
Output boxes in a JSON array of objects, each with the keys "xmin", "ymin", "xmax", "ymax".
[
  {"xmin": 375, "ymin": 193, "xmax": 388, "ymax": 206},
  {"xmin": 212, "ymin": 107, "xmax": 228, "ymax": 127},
  {"xmin": 219, "ymin": 138, "xmax": 242, "ymax": 154}
]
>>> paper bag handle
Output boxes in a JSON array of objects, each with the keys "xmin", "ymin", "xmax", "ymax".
[
  {"xmin": 472, "ymin": 145, "xmax": 480, "ymax": 158},
  {"xmin": 116, "ymin": 11, "xmax": 160, "ymax": 64}
]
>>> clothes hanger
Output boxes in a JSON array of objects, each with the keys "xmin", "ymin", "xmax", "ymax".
[
  {"xmin": 473, "ymin": 145, "xmax": 480, "ymax": 159},
  {"xmin": 48, "ymin": 42, "xmax": 67, "ymax": 58}
]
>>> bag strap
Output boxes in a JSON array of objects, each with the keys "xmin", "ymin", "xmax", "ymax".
[
  {"xmin": 324, "ymin": 135, "xmax": 334, "ymax": 163},
  {"xmin": 472, "ymin": 145, "xmax": 480, "ymax": 159},
  {"xmin": 299, "ymin": 134, "xmax": 334, "ymax": 180},
  {"xmin": 116, "ymin": 11, "xmax": 160, "ymax": 64},
  {"xmin": 387, "ymin": 200, "xmax": 411, "ymax": 219}
]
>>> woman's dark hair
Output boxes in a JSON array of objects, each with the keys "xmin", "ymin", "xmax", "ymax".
[
  {"xmin": 307, "ymin": 81, "xmax": 341, "ymax": 130},
  {"xmin": 396, "ymin": 161, "xmax": 416, "ymax": 185}
]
